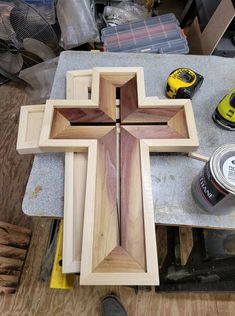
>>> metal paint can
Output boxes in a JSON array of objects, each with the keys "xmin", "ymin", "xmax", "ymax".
[{"xmin": 191, "ymin": 144, "xmax": 235, "ymax": 214}]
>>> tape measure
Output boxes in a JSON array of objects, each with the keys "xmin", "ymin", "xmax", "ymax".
[
  {"xmin": 212, "ymin": 87, "xmax": 235, "ymax": 131},
  {"xmin": 166, "ymin": 68, "xmax": 204, "ymax": 99}
]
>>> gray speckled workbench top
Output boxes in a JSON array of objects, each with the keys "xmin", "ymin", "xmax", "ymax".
[{"xmin": 22, "ymin": 51, "xmax": 235, "ymax": 229}]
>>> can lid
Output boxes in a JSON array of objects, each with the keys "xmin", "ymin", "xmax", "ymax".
[{"xmin": 210, "ymin": 144, "xmax": 235, "ymax": 194}]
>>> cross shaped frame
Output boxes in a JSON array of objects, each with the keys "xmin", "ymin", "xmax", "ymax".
[{"xmin": 17, "ymin": 67, "xmax": 199, "ymax": 285}]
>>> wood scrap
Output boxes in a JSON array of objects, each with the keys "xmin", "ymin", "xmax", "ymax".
[
  {"xmin": 0, "ymin": 221, "xmax": 31, "ymax": 294},
  {"xmin": 179, "ymin": 226, "xmax": 194, "ymax": 266}
]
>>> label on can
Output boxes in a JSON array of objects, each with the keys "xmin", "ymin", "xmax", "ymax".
[
  {"xmin": 222, "ymin": 156, "xmax": 235, "ymax": 185},
  {"xmin": 198, "ymin": 162, "xmax": 228, "ymax": 206}
]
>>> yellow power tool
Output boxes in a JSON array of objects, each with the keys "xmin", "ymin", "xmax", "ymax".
[
  {"xmin": 166, "ymin": 68, "xmax": 204, "ymax": 99},
  {"xmin": 50, "ymin": 220, "xmax": 74, "ymax": 289},
  {"xmin": 212, "ymin": 87, "xmax": 235, "ymax": 131}
]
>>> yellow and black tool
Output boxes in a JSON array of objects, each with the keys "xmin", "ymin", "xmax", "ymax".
[
  {"xmin": 50, "ymin": 220, "xmax": 74, "ymax": 289},
  {"xmin": 212, "ymin": 87, "xmax": 235, "ymax": 131},
  {"xmin": 166, "ymin": 68, "xmax": 204, "ymax": 99}
]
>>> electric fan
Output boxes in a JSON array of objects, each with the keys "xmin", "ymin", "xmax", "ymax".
[{"xmin": 0, "ymin": 0, "xmax": 59, "ymax": 82}]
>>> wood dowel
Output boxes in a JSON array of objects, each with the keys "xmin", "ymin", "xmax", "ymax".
[{"xmin": 188, "ymin": 152, "xmax": 209, "ymax": 162}]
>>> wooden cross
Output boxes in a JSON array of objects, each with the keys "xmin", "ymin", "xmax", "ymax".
[{"xmin": 17, "ymin": 67, "xmax": 199, "ymax": 285}]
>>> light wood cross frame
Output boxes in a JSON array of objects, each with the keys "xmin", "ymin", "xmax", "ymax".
[{"xmin": 17, "ymin": 67, "xmax": 199, "ymax": 285}]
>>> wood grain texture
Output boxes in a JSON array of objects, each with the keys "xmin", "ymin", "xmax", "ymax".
[
  {"xmin": 99, "ymin": 77, "xmax": 116, "ymax": 120},
  {"xmin": 0, "ymin": 221, "xmax": 30, "ymax": 293},
  {"xmin": 0, "ymin": 227, "xmax": 30, "ymax": 249},
  {"xmin": 57, "ymin": 108, "xmax": 115, "ymax": 123},
  {"xmin": 0, "ymin": 257, "xmax": 23, "ymax": 271},
  {"xmin": 18, "ymin": 68, "xmax": 197, "ymax": 285},
  {"xmin": 50, "ymin": 109, "xmax": 70, "ymax": 139},
  {"xmin": 66, "ymin": 70, "xmax": 92, "ymax": 100},
  {"xmin": 93, "ymin": 247, "xmax": 145, "ymax": 273},
  {"xmin": 120, "ymin": 76, "xmax": 138, "ymax": 121},
  {"xmin": 120, "ymin": 127, "xmax": 146, "ymax": 270},
  {"xmin": 16, "ymin": 105, "xmax": 45, "ymax": 154},
  {"xmin": 52, "ymin": 126, "xmax": 115, "ymax": 140},
  {"xmin": 183, "ymin": 101, "xmax": 199, "ymax": 147},
  {"xmin": 62, "ymin": 70, "xmax": 95, "ymax": 274},
  {"xmin": 36, "ymin": 68, "xmax": 198, "ymax": 155},
  {"xmin": 0, "ymin": 286, "xmax": 16, "ymax": 294},
  {"xmin": 139, "ymin": 140, "xmax": 159, "ymax": 283},
  {"xmin": 80, "ymin": 128, "xmax": 158, "ymax": 285},
  {"xmin": 122, "ymin": 108, "xmax": 181, "ymax": 124},
  {"xmin": 168, "ymin": 108, "xmax": 188, "ymax": 138},
  {"xmin": 2, "ymin": 79, "xmax": 234, "ymax": 314},
  {"xmin": 0, "ymin": 82, "xmax": 33, "ymax": 228},
  {"xmin": 62, "ymin": 68, "xmax": 197, "ymax": 284},
  {"xmin": 143, "ymin": 139, "xmax": 199, "ymax": 153},
  {"xmin": 92, "ymin": 128, "xmax": 118, "ymax": 269},
  {"xmin": 63, "ymin": 152, "xmax": 87, "ymax": 273},
  {"xmin": 179, "ymin": 226, "xmax": 194, "ymax": 266},
  {"xmin": 122, "ymin": 125, "xmax": 185, "ymax": 139},
  {"xmin": 0, "ymin": 222, "xmax": 31, "ymax": 236},
  {"xmin": 0, "ymin": 274, "xmax": 19, "ymax": 287},
  {"xmin": 100, "ymin": 74, "xmax": 135, "ymax": 86}
]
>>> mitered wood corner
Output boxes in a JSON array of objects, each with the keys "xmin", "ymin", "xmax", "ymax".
[{"xmin": 16, "ymin": 67, "xmax": 199, "ymax": 285}]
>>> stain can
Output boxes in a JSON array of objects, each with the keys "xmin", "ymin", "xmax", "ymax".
[{"xmin": 191, "ymin": 144, "xmax": 235, "ymax": 214}]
